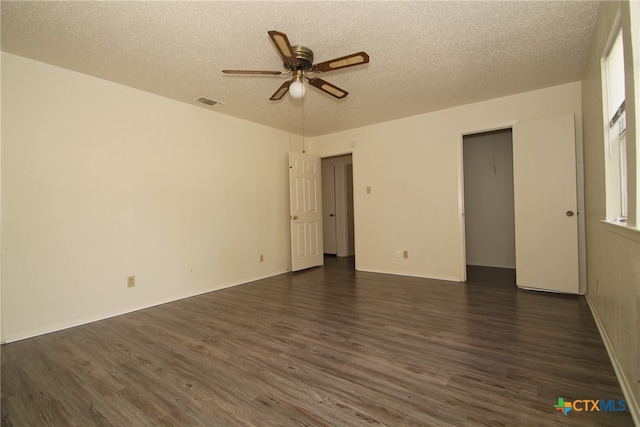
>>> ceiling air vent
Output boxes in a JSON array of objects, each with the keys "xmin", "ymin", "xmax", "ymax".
[{"xmin": 196, "ymin": 97, "xmax": 222, "ymax": 106}]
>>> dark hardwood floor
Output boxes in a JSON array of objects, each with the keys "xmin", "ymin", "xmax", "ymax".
[{"xmin": 2, "ymin": 257, "xmax": 634, "ymax": 426}]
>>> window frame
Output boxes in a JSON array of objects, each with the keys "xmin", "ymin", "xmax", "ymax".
[{"xmin": 601, "ymin": 28, "xmax": 628, "ymax": 223}]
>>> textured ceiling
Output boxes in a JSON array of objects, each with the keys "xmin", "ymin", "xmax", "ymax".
[{"xmin": 1, "ymin": 1, "xmax": 600, "ymax": 137}]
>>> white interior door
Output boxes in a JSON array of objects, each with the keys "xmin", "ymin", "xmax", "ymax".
[
  {"xmin": 513, "ymin": 113, "xmax": 579, "ymax": 293},
  {"xmin": 322, "ymin": 165, "xmax": 337, "ymax": 254},
  {"xmin": 289, "ymin": 152, "xmax": 324, "ymax": 271}
]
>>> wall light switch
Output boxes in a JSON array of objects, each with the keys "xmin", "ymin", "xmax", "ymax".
[
  {"xmin": 366, "ymin": 186, "xmax": 372, "ymax": 194},
  {"xmin": 127, "ymin": 275, "xmax": 136, "ymax": 288},
  {"xmin": 403, "ymin": 250, "xmax": 409, "ymax": 259}
]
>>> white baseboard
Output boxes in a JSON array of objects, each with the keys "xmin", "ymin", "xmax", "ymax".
[
  {"xmin": 587, "ymin": 294, "xmax": 639, "ymax": 426},
  {"xmin": 2, "ymin": 269, "xmax": 287, "ymax": 344}
]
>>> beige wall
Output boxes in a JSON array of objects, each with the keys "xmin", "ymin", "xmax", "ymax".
[
  {"xmin": 1, "ymin": 53, "xmax": 293, "ymax": 342},
  {"xmin": 309, "ymin": 82, "xmax": 583, "ymax": 282},
  {"xmin": 581, "ymin": 1, "xmax": 639, "ymax": 422}
]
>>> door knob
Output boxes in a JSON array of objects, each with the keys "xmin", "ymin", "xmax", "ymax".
[
  {"xmin": 291, "ymin": 215, "xmax": 298, "ymax": 220},
  {"xmin": 566, "ymin": 210, "xmax": 575, "ymax": 217},
  {"xmin": 329, "ymin": 213, "xmax": 335, "ymax": 217}
]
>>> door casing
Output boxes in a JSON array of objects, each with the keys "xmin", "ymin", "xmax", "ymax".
[{"xmin": 457, "ymin": 114, "xmax": 584, "ymax": 294}]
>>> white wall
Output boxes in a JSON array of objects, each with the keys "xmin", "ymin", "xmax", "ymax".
[
  {"xmin": 463, "ymin": 130, "xmax": 515, "ymax": 269},
  {"xmin": 581, "ymin": 1, "xmax": 640, "ymax": 422},
  {"xmin": 308, "ymin": 82, "xmax": 583, "ymax": 282},
  {"xmin": 1, "ymin": 53, "xmax": 294, "ymax": 342},
  {"xmin": 0, "ymin": 50, "xmax": 3, "ymax": 382}
]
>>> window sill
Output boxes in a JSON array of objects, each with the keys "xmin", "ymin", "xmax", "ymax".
[{"xmin": 600, "ymin": 220, "xmax": 640, "ymax": 242}]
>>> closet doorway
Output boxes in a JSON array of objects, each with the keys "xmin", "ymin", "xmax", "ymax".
[
  {"xmin": 463, "ymin": 129, "xmax": 515, "ymax": 273},
  {"xmin": 321, "ymin": 154, "xmax": 355, "ymax": 258}
]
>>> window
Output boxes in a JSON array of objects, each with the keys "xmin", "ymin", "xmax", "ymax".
[{"xmin": 602, "ymin": 29, "xmax": 627, "ymax": 222}]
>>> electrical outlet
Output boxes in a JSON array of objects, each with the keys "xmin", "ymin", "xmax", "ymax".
[
  {"xmin": 396, "ymin": 250, "xmax": 401, "ymax": 258},
  {"xmin": 403, "ymin": 250, "xmax": 409, "ymax": 259},
  {"xmin": 260, "ymin": 254, "xmax": 264, "ymax": 262},
  {"xmin": 127, "ymin": 275, "xmax": 135, "ymax": 288}
]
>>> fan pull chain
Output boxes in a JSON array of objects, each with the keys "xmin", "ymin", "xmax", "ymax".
[
  {"xmin": 288, "ymin": 96, "xmax": 292, "ymax": 153},
  {"xmin": 302, "ymin": 97, "xmax": 306, "ymax": 153}
]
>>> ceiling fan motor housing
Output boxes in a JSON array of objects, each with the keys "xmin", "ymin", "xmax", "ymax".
[{"xmin": 289, "ymin": 46, "xmax": 314, "ymax": 71}]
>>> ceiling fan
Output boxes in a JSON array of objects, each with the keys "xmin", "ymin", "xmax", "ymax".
[{"xmin": 222, "ymin": 30, "xmax": 369, "ymax": 101}]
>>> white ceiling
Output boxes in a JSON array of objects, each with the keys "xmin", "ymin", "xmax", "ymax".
[{"xmin": 1, "ymin": 1, "xmax": 601, "ymax": 137}]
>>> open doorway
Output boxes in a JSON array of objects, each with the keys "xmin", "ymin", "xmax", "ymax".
[
  {"xmin": 321, "ymin": 154, "xmax": 355, "ymax": 262},
  {"xmin": 463, "ymin": 129, "xmax": 516, "ymax": 284}
]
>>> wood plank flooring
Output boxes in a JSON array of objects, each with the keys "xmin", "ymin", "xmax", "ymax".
[{"xmin": 2, "ymin": 257, "xmax": 634, "ymax": 426}]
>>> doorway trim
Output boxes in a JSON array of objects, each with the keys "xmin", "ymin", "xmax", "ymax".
[
  {"xmin": 456, "ymin": 121, "xmax": 518, "ymax": 282},
  {"xmin": 320, "ymin": 151, "xmax": 357, "ymax": 263}
]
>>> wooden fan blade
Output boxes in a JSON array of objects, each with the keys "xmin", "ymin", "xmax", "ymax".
[
  {"xmin": 309, "ymin": 78, "xmax": 348, "ymax": 99},
  {"xmin": 268, "ymin": 30, "xmax": 298, "ymax": 65},
  {"xmin": 313, "ymin": 52, "xmax": 369, "ymax": 73},
  {"xmin": 270, "ymin": 80, "xmax": 291, "ymax": 101},
  {"xmin": 222, "ymin": 70, "xmax": 283, "ymax": 75}
]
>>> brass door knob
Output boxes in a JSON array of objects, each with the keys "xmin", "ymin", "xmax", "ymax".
[
  {"xmin": 566, "ymin": 210, "xmax": 575, "ymax": 217},
  {"xmin": 291, "ymin": 215, "xmax": 298, "ymax": 220}
]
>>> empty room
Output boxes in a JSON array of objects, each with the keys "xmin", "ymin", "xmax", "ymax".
[{"xmin": 1, "ymin": 1, "xmax": 638, "ymax": 426}]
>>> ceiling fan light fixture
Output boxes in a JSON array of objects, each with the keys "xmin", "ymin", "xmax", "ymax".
[
  {"xmin": 223, "ymin": 31, "xmax": 368, "ymax": 101},
  {"xmin": 289, "ymin": 80, "xmax": 306, "ymax": 99}
]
